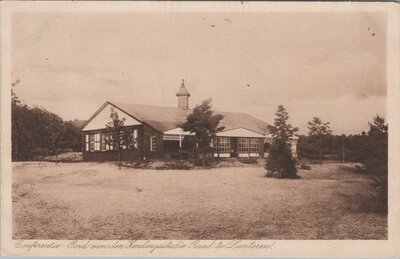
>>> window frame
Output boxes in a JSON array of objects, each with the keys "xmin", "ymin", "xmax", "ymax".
[
  {"xmin": 217, "ymin": 137, "xmax": 230, "ymax": 153},
  {"xmin": 150, "ymin": 136, "xmax": 157, "ymax": 152},
  {"xmin": 133, "ymin": 129, "xmax": 138, "ymax": 149},
  {"xmin": 85, "ymin": 134, "xmax": 89, "ymax": 151}
]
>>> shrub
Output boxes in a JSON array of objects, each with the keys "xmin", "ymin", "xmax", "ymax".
[{"xmin": 265, "ymin": 140, "xmax": 298, "ymax": 179}]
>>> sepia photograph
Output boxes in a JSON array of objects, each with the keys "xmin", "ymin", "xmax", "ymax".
[{"xmin": 1, "ymin": 1, "xmax": 400, "ymax": 257}]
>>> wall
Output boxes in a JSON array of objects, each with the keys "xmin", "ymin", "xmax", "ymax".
[
  {"xmin": 142, "ymin": 124, "xmax": 164, "ymax": 160},
  {"xmin": 82, "ymin": 125, "xmax": 143, "ymax": 161}
]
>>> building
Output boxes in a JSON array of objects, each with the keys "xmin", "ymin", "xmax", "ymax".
[{"xmin": 81, "ymin": 80, "xmax": 298, "ymax": 161}]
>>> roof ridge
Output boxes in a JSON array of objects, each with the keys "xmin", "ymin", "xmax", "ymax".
[{"xmin": 108, "ymin": 100, "xmax": 190, "ymax": 111}]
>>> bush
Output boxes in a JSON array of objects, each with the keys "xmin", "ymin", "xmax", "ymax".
[{"xmin": 265, "ymin": 140, "xmax": 298, "ymax": 179}]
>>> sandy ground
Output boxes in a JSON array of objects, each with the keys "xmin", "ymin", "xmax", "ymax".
[{"xmin": 12, "ymin": 162, "xmax": 387, "ymax": 240}]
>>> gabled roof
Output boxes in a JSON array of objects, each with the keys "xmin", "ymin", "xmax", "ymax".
[{"xmin": 109, "ymin": 101, "xmax": 270, "ymax": 136}]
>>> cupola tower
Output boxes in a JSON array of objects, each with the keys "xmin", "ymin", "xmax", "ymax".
[{"xmin": 176, "ymin": 79, "xmax": 190, "ymax": 110}]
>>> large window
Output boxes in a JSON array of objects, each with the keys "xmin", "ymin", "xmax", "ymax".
[
  {"xmin": 89, "ymin": 134, "xmax": 95, "ymax": 152},
  {"xmin": 86, "ymin": 129, "xmax": 138, "ymax": 152},
  {"xmin": 238, "ymin": 138, "xmax": 259, "ymax": 153},
  {"xmin": 101, "ymin": 133, "xmax": 106, "ymax": 151},
  {"xmin": 85, "ymin": 135, "xmax": 89, "ymax": 151},
  {"xmin": 250, "ymin": 138, "xmax": 259, "ymax": 153},
  {"xmin": 104, "ymin": 132, "xmax": 113, "ymax": 150},
  {"xmin": 150, "ymin": 136, "xmax": 157, "ymax": 151},
  {"xmin": 94, "ymin": 133, "xmax": 101, "ymax": 151},
  {"xmin": 238, "ymin": 138, "xmax": 249, "ymax": 153},
  {"xmin": 218, "ymin": 137, "xmax": 230, "ymax": 153},
  {"xmin": 133, "ymin": 129, "xmax": 138, "ymax": 149}
]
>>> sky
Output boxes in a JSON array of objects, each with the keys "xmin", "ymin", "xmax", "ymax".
[{"xmin": 11, "ymin": 11, "xmax": 387, "ymax": 135}]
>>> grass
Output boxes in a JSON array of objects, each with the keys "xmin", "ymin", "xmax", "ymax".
[{"xmin": 12, "ymin": 161, "xmax": 387, "ymax": 240}]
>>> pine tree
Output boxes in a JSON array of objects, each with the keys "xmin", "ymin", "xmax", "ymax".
[
  {"xmin": 180, "ymin": 99, "xmax": 224, "ymax": 166},
  {"xmin": 363, "ymin": 115, "xmax": 388, "ymax": 213},
  {"xmin": 266, "ymin": 105, "xmax": 298, "ymax": 178}
]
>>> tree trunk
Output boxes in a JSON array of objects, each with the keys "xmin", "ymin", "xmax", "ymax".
[
  {"xmin": 319, "ymin": 137, "xmax": 322, "ymax": 165},
  {"xmin": 342, "ymin": 137, "xmax": 345, "ymax": 163},
  {"xmin": 119, "ymin": 151, "xmax": 122, "ymax": 169},
  {"xmin": 55, "ymin": 148, "xmax": 58, "ymax": 165}
]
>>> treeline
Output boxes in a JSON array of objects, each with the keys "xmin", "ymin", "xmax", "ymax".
[
  {"xmin": 12, "ymin": 81, "xmax": 83, "ymax": 161},
  {"xmin": 298, "ymin": 116, "xmax": 388, "ymax": 175},
  {"xmin": 298, "ymin": 133, "xmax": 369, "ymax": 162}
]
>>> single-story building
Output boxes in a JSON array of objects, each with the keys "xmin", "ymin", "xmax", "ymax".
[{"xmin": 81, "ymin": 80, "xmax": 298, "ymax": 161}]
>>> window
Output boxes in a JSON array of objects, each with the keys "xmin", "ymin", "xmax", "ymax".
[
  {"xmin": 238, "ymin": 138, "xmax": 259, "ymax": 153},
  {"xmin": 89, "ymin": 134, "xmax": 95, "ymax": 152},
  {"xmin": 85, "ymin": 135, "xmax": 89, "ymax": 151},
  {"xmin": 250, "ymin": 138, "xmax": 259, "ymax": 153},
  {"xmin": 94, "ymin": 133, "xmax": 101, "ymax": 151},
  {"xmin": 217, "ymin": 137, "xmax": 230, "ymax": 153},
  {"xmin": 133, "ymin": 129, "xmax": 138, "ymax": 149},
  {"xmin": 105, "ymin": 132, "xmax": 114, "ymax": 151},
  {"xmin": 150, "ymin": 136, "xmax": 156, "ymax": 151},
  {"xmin": 238, "ymin": 138, "xmax": 249, "ymax": 153},
  {"xmin": 101, "ymin": 133, "xmax": 106, "ymax": 151}
]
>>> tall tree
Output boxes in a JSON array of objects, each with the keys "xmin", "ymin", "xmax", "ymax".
[
  {"xmin": 363, "ymin": 115, "xmax": 388, "ymax": 213},
  {"xmin": 11, "ymin": 79, "xmax": 85, "ymax": 161},
  {"xmin": 60, "ymin": 120, "xmax": 83, "ymax": 152},
  {"xmin": 105, "ymin": 108, "xmax": 135, "ymax": 169},
  {"xmin": 362, "ymin": 115, "xmax": 388, "ymax": 174},
  {"xmin": 179, "ymin": 99, "xmax": 225, "ymax": 166},
  {"xmin": 307, "ymin": 117, "xmax": 332, "ymax": 164},
  {"xmin": 268, "ymin": 105, "xmax": 299, "ymax": 140},
  {"xmin": 266, "ymin": 105, "xmax": 298, "ymax": 178},
  {"xmin": 45, "ymin": 111, "xmax": 65, "ymax": 164}
]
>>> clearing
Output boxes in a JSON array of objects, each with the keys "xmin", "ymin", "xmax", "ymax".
[{"xmin": 12, "ymin": 161, "xmax": 387, "ymax": 239}]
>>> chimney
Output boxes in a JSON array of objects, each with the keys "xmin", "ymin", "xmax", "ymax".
[{"xmin": 176, "ymin": 79, "xmax": 190, "ymax": 110}]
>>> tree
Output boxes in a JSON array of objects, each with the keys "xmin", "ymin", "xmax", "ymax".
[
  {"xmin": 105, "ymin": 108, "xmax": 135, "ymax": 169},
  {"xmin": 362, "ymin": 115, "xmax": 388, "ymax": 213},
  {"xmin": 60, "ymin": 120, "xmax": 83, "ymax": 152},
  {"xmin": 266, "ymin": 105, "xmax": 298, "ymax": 178},
  {"xmin": 45, "ymin": 111, "xmax": 65, "ymax": 164},
  {"xmin": 307, "ymin": 117, "xmax": 332, "ymax": 164},
  {"xmin": 11, "ymin": 79, "xmax": 85, "ymax": 161},
  {"xmin": 362, "ymin": 115, "xmax": 388, "ymax": 174},
  {"xmin": 179, "ymin": 99, "xmax": 225, "ymax": 166}
]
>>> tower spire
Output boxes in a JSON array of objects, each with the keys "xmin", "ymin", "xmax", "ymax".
[{"xmin": 176, "ymin": 79, "xmax": 190, "ymax": 109}]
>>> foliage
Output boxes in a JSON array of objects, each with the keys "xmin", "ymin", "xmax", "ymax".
[
  {"xmin": 268, "ymin": 105, "xmax": 299, "ymax": 141},
  {"xmin": 362, "ymin": 115, "xmax": 388, "ymax": 175},
  {"xmin": 298, "ymin": 133, "xmax": 368, "ymax": 162},
  {"xmin": 59, "ymin": 120, "xmax": 84, "ymax": 152},
  {"xmin": 307, "ymin": 117, "xmax": 332, "ymax": 137},
  {"xmin": 266, "ymin": 139, "xmax": 298, "ymax": 178},
  {"xmin": 11, "ymin": 80, "xmax": 83, "ymax": 161},
  {"xmin": 266, "ymin": 105, "xmax": 298, "ymax": 178},
  {"xmin": 362, "ymin": 115, "xmax": 388, "ymax": 213},
  {"xmin": 179, "ymin": 99, "xmax": 224, "ymax": 165},
  {"xmin": 105, "ymin": 107, "xmax": 135, "ymax": 169},
  {"xmin": 307, "ymin": 117, "xmax": 332, "ymax": 164}
]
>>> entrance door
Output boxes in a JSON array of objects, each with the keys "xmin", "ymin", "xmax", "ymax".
[{"xmin": 230, "ymin": 137, "xmax": 238, "ymax": 157}]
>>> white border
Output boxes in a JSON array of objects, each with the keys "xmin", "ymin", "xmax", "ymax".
[{"xmin": 1, "ymin": 1, "xmax": 399, "ymax": 257}]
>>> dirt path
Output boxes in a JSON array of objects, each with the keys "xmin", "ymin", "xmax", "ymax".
[{"xmin": 12, "ymin": 162, "xmax": 387, "ymax": 239}]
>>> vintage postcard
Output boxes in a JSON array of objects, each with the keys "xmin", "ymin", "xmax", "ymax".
[{"xmin": 1, "ymin": 1, "xmax": 400, "ymax": 257}]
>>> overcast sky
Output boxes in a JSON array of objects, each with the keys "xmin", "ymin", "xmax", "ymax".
[{"xmin": 11, "ymin": 12, "xmax": 386, "ymax": 135}]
